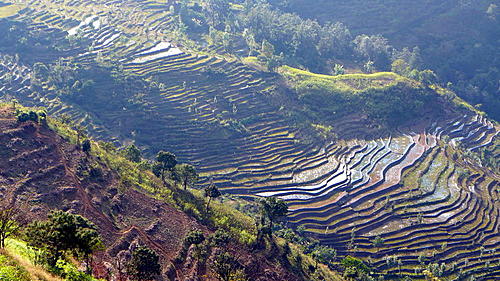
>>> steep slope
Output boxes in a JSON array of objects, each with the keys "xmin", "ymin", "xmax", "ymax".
[{"xmin": 0, "ymin": 105, "xmax": 311, "ymax": 281}]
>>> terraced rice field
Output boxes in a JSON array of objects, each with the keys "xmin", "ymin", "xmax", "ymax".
[{"xmin": 1, "ymin": 0, "xmax": 499, "ymax": 279}]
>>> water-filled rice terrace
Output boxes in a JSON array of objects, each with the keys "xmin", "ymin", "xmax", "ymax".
[{"xmin": 1, "ymin": 0, "xmax": 499, "ymax": 279}]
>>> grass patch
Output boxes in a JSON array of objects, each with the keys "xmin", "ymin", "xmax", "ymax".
[
  {"xmin": 0, "ymin": 252, "xmax": 31, "ymax": 281},
  {"xmin": 279, "ymin": 65, "xmax": 405, "ymax": 93},
  {"xmin": 279, "ymin": 65, "xmax": 441, "ymax": 127},
  {"xmin": 3, "ymin": 239, "xmax": 62, "ymax": 281}
]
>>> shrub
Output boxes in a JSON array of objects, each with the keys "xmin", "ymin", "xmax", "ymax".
[
  {"xmin": 184, "ymin": 230, "xmax": 205, "ymax": 247},
  {"xmin": 55, "ymin": 260, "xmax": 94, "ymax": 281},
  {"xmin": 81, "ymin": 139, "xmax": 91, "ymax": 153},
  {"xmin": 0, "ymin": 255, "xmax": 30, "ymax": 281},
  {"xmin": 127, "ymin": 246, "xmax": 161, "ymax": 281}
]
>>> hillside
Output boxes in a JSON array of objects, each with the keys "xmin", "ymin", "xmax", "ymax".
[
  {"xmin": 0, "ymin": 0, "xmax": 499, "ymax": 280},
  {"xmin": 281, "ymin": 0, "xmax": 500, "ymax": 120},
  {"xmin": 0, "ymin": 105, "xmax": 340, "ymax": 280}
]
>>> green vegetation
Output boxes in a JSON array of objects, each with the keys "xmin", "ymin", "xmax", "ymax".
[
  {"xmin": 0, "ymin": 237, "xmax": 96, "ymax": 281},
  {"xmin": 126, "ymin": 246, "xmax": 161, "ymax": 281},
  {"xmin": 154, "ymin": 150, "xmax": 178, "ymax": 183},
  {"xmin": 174, "ymin": 163, "xmax": 199, "ymax": 190},
  {"xmin": 260, "ymin": 196, "xmax": 288, "ymax": 233},
  {"xmin": 15, "ymin": 108, "xmax": 47, "ymax": 124},
  {"xmin": 204, "ymin": 181, "xmax": 222, "ymax": 211},
  {"xmin": 282, "ymin": 0, "xmax": 500, "ymax": 121},
  {"xmin": 24, "ymin": 211, "xmax": 103, "ymax": 271},
  {"xmin": 0, "ymin": 253, "xmax": 30, "ymax": 281},
  {"xmin": 0, "ymin": 0, "xmax": 498, "ymax": 278},
  {"xmin": 281, "ymin": 66, "xmax": 441, "ymax": 126},
  {"xmin": 212, "ymin": 249, "xmax": 243, "ymax": 281},
  {"xmin": 0, "ymin": 206, "xmax": 20, "ymax": 249}
]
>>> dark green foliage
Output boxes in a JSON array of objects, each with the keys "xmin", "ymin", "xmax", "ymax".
[
  {"xmin": 204, "ymin": 181, "xmax": 221, "ymax": 211},
  {"xmin": 126, "ymin": 246, "xmax": 161, "ymax": 281},
  {"xmin": 260, "ymin": 196, "xmax": 288, "ymax": 232},
  {"xmin": 311, "ymin": 245, "xmax": 336, "ymax": 267},
  {"xmin": 354, "ymin": 34, "xmax": 391, "ymax": 70},
  {"xmin": 209, "ymin": 229, "xmax": 231, "ymax": 247},
  {"xmin": 155, "ymin": 150, "xmax": 177, "ymax": 182},
  {"xmin": 341, "ymin": 255, "xmax": 370, "ymax": 274},
  {"xmin": 174, "ymin": 164, "xmax": 198, "ymax": 190},
  {"xmin": 88, "ymin": 165, "xmax": 103, "ymax": 180},
  {"xmin": 16, "ymin": 110, "xmax": 39, "ymax": 123},
  {"xmin": 0, "ymin": 206, "xmax": 20, "ymax": 249},
  {"xmin": 16, "ymin": 112, "xmax": 30, "ymax": 122},
  {"xmin": 124, "ymin": 144, "xmax": 141, "ymax": 163},
  {"xmin": 211, "ymin": 249, "xmax": 241, "ymax": 281},
  {"xmin": 151, "ymin": 162, "xmax": 163, "ymax": 178},
  {"xmin": 81, "ymin": 140, "xmax": 91, "ymax": 153},
  {"xmin": 28, "ymin": 111, "xmax": 39, "ymax": 123},
  {"xmin": 203, "ymin": 0, "xmax": 231, "ymax": 29},
  {"xmin": 184, "ymin": 230, "xmax": 205, "ymax": 247},
  {"xmin": 156, "ymin": 151, "xmax": 177, "ymax": 170},
  {"xmin": 24, "ymin": 211, "xmax": 102, "ymax": 268}
]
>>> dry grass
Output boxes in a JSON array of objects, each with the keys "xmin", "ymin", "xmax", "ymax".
[{"xmin": 0, "ymin": 4, "xmax": 22, "ymax": 18}]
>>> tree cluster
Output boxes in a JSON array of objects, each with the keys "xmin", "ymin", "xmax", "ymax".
[
  {"xmin": 24, "ymin": 211, "xmax": 103, "ymax": 273},
  {"xmin": 176, "ymin": 0, "xmax": 396, "ymax": 73}
]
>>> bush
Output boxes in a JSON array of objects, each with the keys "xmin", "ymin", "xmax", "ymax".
[
  {"xmin": 127, "ymin": 246, "xmax": 161, "ymax": 281},
  {"xmin": 55, "ymin": 260, "xmax": 94, "ymax": 281},
  {"xmin": 0, "ymin": 255, "xmax": 30, "ymax": 281},
  {"xmin": 341, "ymin": 256, "xmax": 370, "ymax": 274},
  {"xmin": 210, "ymin": 229, "xmax": 231, "ymax": 247},
  {"xmin": 82, "ymin": 139, "xmax": 91, "ymax": 153},
  {"xmin": 184, "ymin": 230, "xmax": 205, "ymax": 247},
  {"xmin": 16, "ymin": 112, "xmax": 30, "ymax": 122}
]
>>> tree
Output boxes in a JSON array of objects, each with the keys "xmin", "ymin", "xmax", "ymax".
[
  {"xmin": 0, "ymin": 205, "xmax": 20, "ymax": 248},
  {"xmin": 418, "ymin": 69, "xmax": 438, "ymax": 85},
  {"xmin": 318, "ymin": 22, "xmax": 352, "ymax": 59},
  {"xmin": 391, "ymin": 59, "xmax": 411, "ymax": 76},
  {"xmin": 311, "ymin": 245, "xmax": 337, "ymax": 268},
  {"xmin": 174, "ymin": 164, "xmax": 198, "ymax": 190},
  {"xmin": 74, "ymin": 124, "xmax": 87, "ymax": 147},
  {"xmin": 127, "ymin": 246, "xmax": 161, "ymax": 281},
  {"xmin": 203, "ymin": 0, "xmax": 231, "ymax": 29},
  {"xmin": 260, "ymin": 197, "xmax": 288, "ymax": 233},
  {"xmin": 25, "ymin": 211, "xmax": 102, "ymax": 270},
  {"xmin": 124, "ymin": 144, "xmax": 141, "ymax": 163},
  {"xmin": 212, "ymin": 249, "xmax": 241, "ymax": 281},
  {"xmin": 204, "ymin": 181, "xmax": 221, "ymax": 211},
  {"xmin": 341, "ymin": 256, "xmax": 370, "ymax": 276},
  {"xmin": 156, "ymin": 150, "xmax": 177, "ymax": 182},
  {"xmin": 354, "ymin": 34, "xmax": 391, "ymax": 70},
  {"xmin": 81, "ymin": 139, "xmax": 91, "ymax": 154},
  {"xmin": 373, "ymin": 235, "xmax": 384, "ymax": 249},
  {"xmin": 332, "ymin": 64, "xmax": 345, "ymax": 75}
]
